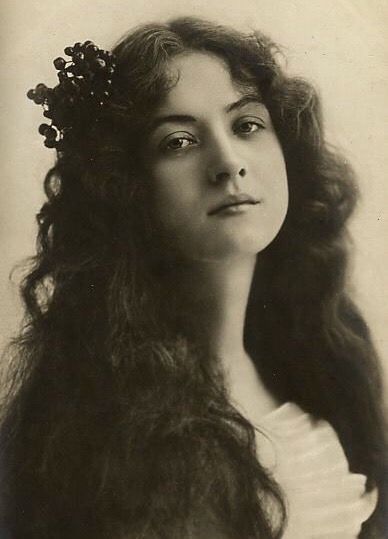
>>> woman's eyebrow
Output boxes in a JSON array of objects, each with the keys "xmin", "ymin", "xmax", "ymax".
[
  {"xmin": 149, "ymin": 95, "xmax": 264, "ymax": 132},
  {"xmin": 150, "ymin": 114, "xmax": 197, "ymax": 131},
  {"xmin": 226, "ymin": 95, "xmax": 264, "ymax": 113}
]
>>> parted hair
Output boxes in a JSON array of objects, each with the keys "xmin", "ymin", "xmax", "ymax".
[{"xmin": 1, "ymin": 17, "xmax": 387, "ymax": 539}]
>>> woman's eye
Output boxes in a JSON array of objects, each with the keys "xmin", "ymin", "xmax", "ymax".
[
  {"xmin": 159, "ymin": 132, "xmax": 197, "ymax": 152},
  {"xmin": 234, "ymin": 119, "xmax": 264, "ymax": 135},
  {"xmin": 167, "ymin": 138, "xmax": 193, "ymax": 150}
]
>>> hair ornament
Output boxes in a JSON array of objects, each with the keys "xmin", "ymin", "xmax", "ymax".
[{"xmin": 27, "ymin": 40, "xmax": 117, "ymax": 150}]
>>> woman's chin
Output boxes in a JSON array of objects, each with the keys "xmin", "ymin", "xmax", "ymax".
[{"xmin": 185, "ymin": 234, "xmax": 276, "ymax": 263}]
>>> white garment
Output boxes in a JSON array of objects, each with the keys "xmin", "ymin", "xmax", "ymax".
[{"xmin": 256, "ymin": 402, "xmax": 378, "ymax": 538}]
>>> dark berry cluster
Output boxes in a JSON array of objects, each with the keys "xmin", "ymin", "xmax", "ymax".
[{"xmin": 27, "ymin": 40, "xmax": 116, "ymax": 150}]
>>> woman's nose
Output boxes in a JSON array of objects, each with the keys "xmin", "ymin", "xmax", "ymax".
[{"xmin": 206, "ymin": 135, "xmax": 247, "ymax": 186}]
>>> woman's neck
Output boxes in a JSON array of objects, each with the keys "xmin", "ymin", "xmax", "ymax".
[
  {"xmin": 178, "ymin": 255, "xmax": 254, "ymax": 361},
  {"xmin": 175, "ymin": 254, "xmax": 279, "ymax": 419}
]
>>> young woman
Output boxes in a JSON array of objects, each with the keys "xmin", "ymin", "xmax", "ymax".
[{"xmin": 1, "ymin": 17, "xmax": 387, "ymax": 539}]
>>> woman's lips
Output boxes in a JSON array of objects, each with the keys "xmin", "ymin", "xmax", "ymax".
[{"xmin": 208, "ymin": 194, "xmax": 261, "ymax": 216}]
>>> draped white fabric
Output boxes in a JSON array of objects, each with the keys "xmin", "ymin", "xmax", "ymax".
[{"xmin": 257, "ymin": 403, "xmax": 378, "ymax": 538}]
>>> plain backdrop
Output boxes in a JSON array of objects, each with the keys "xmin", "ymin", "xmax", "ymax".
[{"xmin": 1, "ymin": 0, "xmax": 387, "ymax": 390}]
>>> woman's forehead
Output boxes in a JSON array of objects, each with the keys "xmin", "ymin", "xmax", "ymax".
[{"xmin": 156, "ymin": 51, "xmax": 260, "ymax": 116}]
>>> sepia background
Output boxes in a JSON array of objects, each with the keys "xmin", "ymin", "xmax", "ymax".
[{"xmin": 1, "ymin": 0, "xmax": 387, "ymax": 392}]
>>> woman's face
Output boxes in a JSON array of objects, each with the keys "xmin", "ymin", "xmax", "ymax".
[{"xmin": 144, "ymin": 51, "xmax": 288, "ymax": 262}]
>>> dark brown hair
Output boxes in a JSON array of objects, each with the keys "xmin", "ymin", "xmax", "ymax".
[{"xmin": 1, "ymin": 17, "xmax": 387, "ymax": 538}]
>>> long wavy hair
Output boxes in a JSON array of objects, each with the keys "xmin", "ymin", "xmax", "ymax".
[{"xmin": 1, "ymin": 17, "xmax": 387, "ymax": 539}]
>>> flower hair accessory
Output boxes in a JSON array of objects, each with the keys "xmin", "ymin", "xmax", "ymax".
[{"xmin": 27, "ymin": 40, "xmax": 117, "ymax": 150}]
